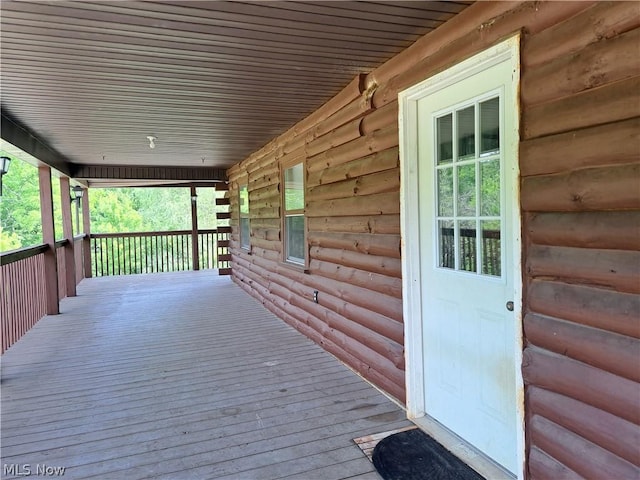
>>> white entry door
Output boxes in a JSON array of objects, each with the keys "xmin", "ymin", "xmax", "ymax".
[{"xmin": 400, "ymin": 37, "xmax": 521, "ymax": 475}]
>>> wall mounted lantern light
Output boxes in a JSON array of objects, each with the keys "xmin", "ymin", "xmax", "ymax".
[
  {"xmin": 71, "ymin": 185, "xmax": 84, "ymax": 235},
  {"xmin": 71, "ymin": 185, "xmax": 84, "ymax": 203},
  {"xmin": 0, "ymin": 156, "xmax": 11, "ymax": 196}
]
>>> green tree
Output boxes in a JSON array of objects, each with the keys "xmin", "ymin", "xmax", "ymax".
[
  {"xmin": 0, "ymin": 155, "xmax": 43, "ymax": 249},
  {"xmin": 88, "ymin": 186, "xmax": 220, "ymax": 234},
  {"xmin": 1, "ymin": 152, "xmax": 223, "ymax": 257},
  {"xmin": 0, "ymin": 227, "xmax": 21, "ymax": 251},
  {"xmin": 90, "ymin": 189, "xmax": 144, "ymax": 233}
]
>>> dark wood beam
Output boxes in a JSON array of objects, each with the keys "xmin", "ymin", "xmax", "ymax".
[
  {"xmin": 72, "ymin": 164, "xmax": 227, "ymax": 182},
  {"xmin": 38, "ymin": 166, "xmax": 60, "ymax": 315},
  {"xmin": 59, "ymin": 176, "xmax": 77, "ymax": 297},
  {"xmin": 81, "ymin": 188, "xmax": 92, "ymax": 278},
  {"xmin": 1, "ymin": 110, "xmax": 73, "ymax": 177},
  {"xmin": 191, "ymin": 186, "xmax": 200, "ymax": 271}
]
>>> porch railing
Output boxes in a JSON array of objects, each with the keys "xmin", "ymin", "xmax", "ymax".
[
  {"xmin": 91, "ymin": 229, "xmax": 217, "ymax": 277},
  {"xmin": 1, "ymin": 245, "xmax": 48, "ymax": 353},
  {"xmin": 1, "ymin": 229, "xmax": 219, "ymax": 352}
]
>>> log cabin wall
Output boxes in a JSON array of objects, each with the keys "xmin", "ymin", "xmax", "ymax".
[{"xmin": 227, "ymin": 2, "xmax": 640, "ymax": 477}]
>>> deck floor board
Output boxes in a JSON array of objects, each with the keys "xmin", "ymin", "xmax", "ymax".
[{"xmin": 1, "ymin": 271, "xmax": 409, "ymax": 479}]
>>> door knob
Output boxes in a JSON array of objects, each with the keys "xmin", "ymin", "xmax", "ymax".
[{"xmin": 506, "ymin": 301, "xmax": 514, "ymax": 311}]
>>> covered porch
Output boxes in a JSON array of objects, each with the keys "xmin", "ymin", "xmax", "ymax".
[{"xmin": 1, "ymin": 270, "xmax": 410, "ymax": 479}]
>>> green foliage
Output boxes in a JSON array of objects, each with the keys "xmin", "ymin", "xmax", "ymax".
[
  {"xmin": 89, "ymin": 187, "xmax": 219, "ymax": 233},
  {"xmin": 0, "ymin": 227, "xmax": 21, "ymax": 251},
  {"xmin": 90, "ymin": 189, "xmax": 144, "ymax": 233},
  {"xmin": 1, "ymin": 152, "xmax": 221, "ymax": 252},
  {"xmin": 1, "ymin": 155, "xmax": 43, "ymax": 248}
]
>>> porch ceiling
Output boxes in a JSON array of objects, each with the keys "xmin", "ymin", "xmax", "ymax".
[{"xmin": 0, "ymin": 0, "xmax": 472, "ymax": 186}]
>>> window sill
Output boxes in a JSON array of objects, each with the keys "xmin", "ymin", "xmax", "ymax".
[{"xmin": 278, "ymin": 259, "xmax": 310, "ymax": 274}]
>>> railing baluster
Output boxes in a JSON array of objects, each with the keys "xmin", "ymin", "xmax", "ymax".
[
  {"xmin": 155, "ymin": 235, "xmax": 158, "ymax": 273},
  {"xmin": 175, "ymin": 234, "xmax": 178, "ymax": 271},
  {"xmin": 199, "ymin": 233, "xmax": 203, "ymax": 270},
  {"xmin": 99, "ymin": 238, "xmax": 103, "ymax": 276},
  {"xmin": 85, "ymin": 229, "xmax": 216, "ymax": 278},
  {"xmin": 143, "ymin": 236, "xmax": 148, "ymax": 273},
  {"xmin": 131, "ymin": 236, "xmax": 135, "ymax": 274},
  {"xmin": 118, "ymin": 236, "xmax": 121, "ymax": 275},
  {"xmin": 166, "ymin": 235, "xmax": 170, "ymax": 272},
  {"xmin": 182, "ymin": 233, "xmax": 186, "ymax": 271},
  {"xmin": 162, "ymin": 234, "xmax": 165, "ymax": 272},
  {"xmin": 117, "ymin": 236, "xmax": 121, "ymax": 276},
  {"xmin": 109, "ymin": 237, "xmax": 113, "ymax": 276},
  {"xmin": 124, "ymin": 236, "xmax": 129, "ymax": 275}
]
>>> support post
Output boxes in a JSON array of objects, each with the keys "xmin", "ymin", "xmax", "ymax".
[
  {"xmin": 82, "ymin": 187, "xmax": 92, "ymax": 278},
  {"xmin": 59, "ymin": 176, "xmax": 77, "ymax": 296},
  {"xmin": 38, "ymin": 166, "xmax": 59, "ymax": 315},
  {"xmin": 191, "ymin": 186, "xmax": 200, "ymax": 271}
]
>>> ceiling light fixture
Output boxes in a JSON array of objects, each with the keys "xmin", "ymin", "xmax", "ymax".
[{"xmin": 147, "ymin": 135, "xmax": 157, "ymax": 149}]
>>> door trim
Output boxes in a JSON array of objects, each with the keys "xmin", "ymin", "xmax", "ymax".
[{"xmin": 398, "ymin": 35, "xmax": 524, "ymax": 479}]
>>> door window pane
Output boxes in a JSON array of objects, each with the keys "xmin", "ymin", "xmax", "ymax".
[
  {"xmin": 437, "ymin": 167, "xmax": 454, "ymax": 216},
  {"xmin": 457, "ymin": 164, "xmax": 476, "ymax": 217},
  {"xmin": 434, "ymin": 94, "xmax": 502, "ymax": 278},
  {"xmin": 480, "ymin": 159, "xmax": 500, "ymax": 216},
  {"xmin": 285, "ymin": 215, "xmax": 305, "ymax": 263},
  {"xmin": 458, "ymin": 220, "xmax": 477, "ymax": 272},
  {"xmin": 437, "ymin": 114, "xmax": 453, "ymax": 164},
  {"xmin": 480, "ymin": 97, "xmax": 500, "ymax": 155},
  {"xmin": 481, "ymin": 220, "xmax": 501, "ymax": 276},
  {"xmin": 438, "ymin": 220, "xmax": 455, "ymax": 269},
  {"xmin": 284, "ymin": 163, "xmax": 304, "ymax": 210},
  {"xmin": 457, "ymin": 106, "xmax": 475, "ymax": 160}
]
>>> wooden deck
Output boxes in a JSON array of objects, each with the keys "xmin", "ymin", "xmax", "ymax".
[{"xmin": 1, "ymin": 271, "xmax": 411, "ymax": 479}]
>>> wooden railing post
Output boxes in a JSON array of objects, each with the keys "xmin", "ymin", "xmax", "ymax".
[
  {"xmin": 38, "ymin": 166, "xmax": 59, "ymax": 315},
  {"xmin": 190, "ymin": 186, "xmax": 200, "ymax": 271},
  {"xmin": 82, "ymin": 187, "xmax": 92, "ymax": 278},
  {"xmin": 59, "ymin": 177, "xmax": 77, "ymax": 297}
]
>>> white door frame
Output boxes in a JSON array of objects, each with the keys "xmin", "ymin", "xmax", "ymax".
[{"xmin": 398, "ymin": 35, "xmax": 525, "ymax": 479}]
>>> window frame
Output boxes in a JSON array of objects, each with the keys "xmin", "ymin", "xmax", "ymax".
[
  {"xmin": 281, "ymin": 159, "xmax": 307, "ymax": 268},
  {"xmin": 239, "ymin": 183, "xmax": 250, "ymax": 250},
  {"xmin": 432, "ymin": 90, "xmax": 503, "ymax": 278}
]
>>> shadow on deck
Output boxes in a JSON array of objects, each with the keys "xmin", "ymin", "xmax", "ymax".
[{"xmin": 1, "ymin": 271, "xmax": 410, "ymax": 479}]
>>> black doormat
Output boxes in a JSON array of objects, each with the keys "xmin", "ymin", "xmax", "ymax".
[{"xmin": 372, "ymin": 428, "xmax": 485, "ymax": 480}]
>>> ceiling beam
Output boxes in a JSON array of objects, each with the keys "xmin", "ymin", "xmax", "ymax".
[
  {"xmin": 72, "ymin": 164, "xmax": 227, "ymax": 182},
  {"xmin": 1, "ymin": 109, "xmax": 73, "ymax": 177}
]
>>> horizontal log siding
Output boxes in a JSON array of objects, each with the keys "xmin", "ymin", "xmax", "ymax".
[
  {"xmin": 227, "ymin": 2, "xmax": 640, "ymax": 477},
  {"xmin": 518, "ymin": 3, "xmax": 640, "ymax": 479},
  {"xmin": 228, "ymin": 63, "xmax": 406, "ymax": 401}
]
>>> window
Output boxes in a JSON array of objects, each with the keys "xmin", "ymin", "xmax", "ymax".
[
  {"xmin": 283, "ymin": 162, "xmax": 305, "ymax": 265},
  {"xmin": 435, "ymin": 95, "xmax": 502, "ymax": 277},
  {"xmin": 239, "ymin": 184, "xmax": 250, "ymax": 250}
]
